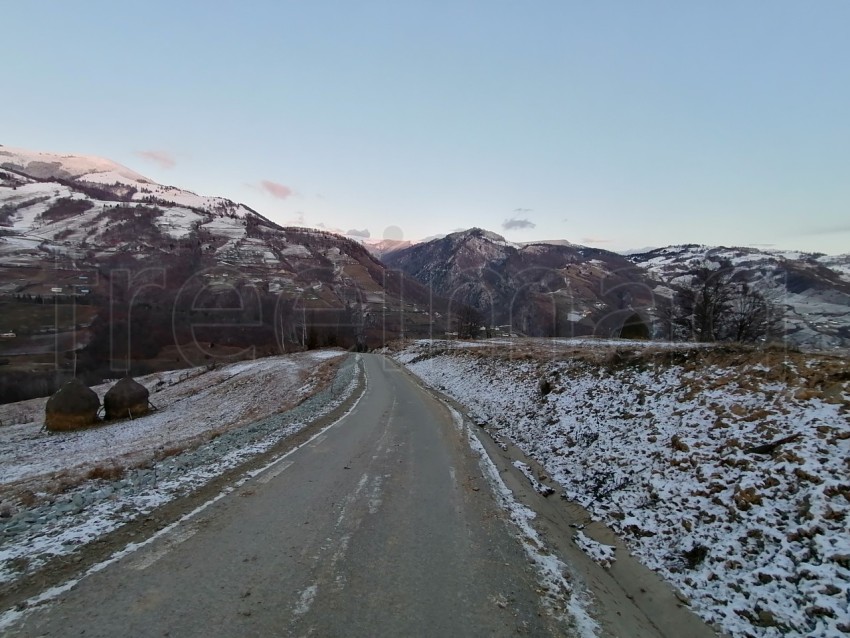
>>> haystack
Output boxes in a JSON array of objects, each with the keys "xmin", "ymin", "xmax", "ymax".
[
  {"xmin": 104, "ymin": 376, "xmax": 150, "ymax": 420},
  {"xmin": 45, "ymin": 378, "xmax": 100, "ymax": 432}
]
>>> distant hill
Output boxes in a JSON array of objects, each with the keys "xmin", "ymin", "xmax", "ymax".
[{"xmin": 384, "ymin": 228, "xmax": 659, "ymax": 339}]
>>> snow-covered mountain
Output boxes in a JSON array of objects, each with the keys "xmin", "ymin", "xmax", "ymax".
[
  {"xmin": 0, "ymin": 145, "xmax": 442, "ymax": 371},
  {"xmin": 629, "ymin": 244, "xmax": 850, "ymax": 349},
  {"xmin": 0, "ymin": 145, "xmax": 276, "ymax": 266},
  {"xmin": 358, "ymin": 237, "xmax": 413, "ymax": 260}
]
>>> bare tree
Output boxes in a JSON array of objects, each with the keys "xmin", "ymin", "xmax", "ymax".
[
  {"xmin": 674, "ymin": 261, "xmax": 735, "ymax": 342},
  {"xmin": 456, "ymin": 303, "xmax": 483, "ymax": 339},
  {"xmin": 673, "ymin": 260, "xmax": 782, "ymax": 343},
  {"xmin": 726, "ymin": 281, "xmax": 783, "ymax": 343}
]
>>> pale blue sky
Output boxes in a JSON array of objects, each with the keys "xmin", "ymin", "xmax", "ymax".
[{"xmin": 3, "ymin": 1, "xmax": 849, "ymax": 254}]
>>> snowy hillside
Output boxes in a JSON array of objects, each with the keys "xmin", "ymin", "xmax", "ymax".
[
  {"xmin": 630, "ymin": 245, "xmax": 850, "ymax": 349},
  {"xmin": 0, "ymin": 145, "xmax": 254, "ymax": 218},
  {"xmin": 0, "ymin": 145, "xmax": 443, "ymax": 361},
  {"xmin": 0, "ymin": 351, "xmax": 344, "ymax": 490},
  {"xmin": 395, "ymin": 339, "xmax": 850, "ymax": 638},
  {"xmin": 0, "ymin": 146, "xmax": 271, "ymax": 268},
  {"xmin": 0, "ymin": 146, "xmax": 150, "ymax": 184}
]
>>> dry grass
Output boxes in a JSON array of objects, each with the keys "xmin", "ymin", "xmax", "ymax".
[
  {"xmin": 85, "ymin": 463, "xmax": 125, "ymax": 481},
  {"xmin": 17, "ymin": 489, "xmax": 38, "ymax": 507},
  {"xmin": 402, "ymin": 339, "xmax": 849, "ymax": 406}
]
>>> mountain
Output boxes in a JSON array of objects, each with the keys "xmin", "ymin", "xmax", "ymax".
[
  {"xmin": 383, "ymin": 228, "xmax": 660, "ymax": 338},
  {"xmin": 384, "ymin": 229, "xmax": 850, "ymax": 348},
  {"xmin": 628, "ymin": 245, "xmax": 850, "ymax": 349},
  {"xmin": 0, "ymin": 145, "xmax": 444, "ymax": 395},
  {"xmin": 358, "ymin": 238, "xmax": 413, "ymax": 260}
]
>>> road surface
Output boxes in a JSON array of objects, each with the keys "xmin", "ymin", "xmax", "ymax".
[{"xmin": 8, "ymin": 355, "xmax": 573, "ymax": 637}]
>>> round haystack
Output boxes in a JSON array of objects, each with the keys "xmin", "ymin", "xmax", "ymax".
[
  {"xmin": 45, "ymin": 378, "xmax": 100, "ymax": 432},
  {"xmin": 104, "ymin": 376, "xmax": 150, "ymax": 420}
]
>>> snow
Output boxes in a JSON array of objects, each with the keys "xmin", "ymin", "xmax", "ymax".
[
  {"xmin": 0, "ymin": 147, "xmax": 150, "ymax": 184},
  {"xmin": 818, "ymin": 254, "xmax": 850, "ymax": 283},
  {"xmin": 200, "ymin": 215, "xmax": 246, "ymax": 239},
  {"xmin": 0, "ymin": 182, "xmax": 72, "ymax": 231},
  {"xmin": 281, "ymin": 243, "xmax": 312, "ymax": 257},
  {"xmin": 0, "ymin": 362, "xmax": 365, "ymax": 633},
  {"xmin": 512, "ymin": 460, "xmax": 555, "ymax": 496},
  {"xmin": 573, "ymin": 531, "xmax": 616, "ymax": 569},
  {"xmin": 396, "ymin": 340, "xmax": 850, "ymax": 638},
  {"xmin": 77, "ymin": 170, "xmax": 148, "ymax": 186},
  {"xmin": 154, "ymin": 207, "xmax": 204, "ymax": 239},
  {"xmin": 630, "ymin": 244, "xmax": 850, "ymax": 349}
]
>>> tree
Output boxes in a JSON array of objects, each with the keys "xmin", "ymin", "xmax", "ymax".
[
  {"xmin": 726, "ymin": 281, "xmax": 782, "ymax": 343},
  {"xmin": 673, "ymin": 260, "xmax": 782, "ymax": 343},
  {"xmin": 456, "ymin": 303, "xmax": 483, "ymax": 339},
  {"xmin": 673, "ymin": 261, "xmax": 735, "ymax": 342}
]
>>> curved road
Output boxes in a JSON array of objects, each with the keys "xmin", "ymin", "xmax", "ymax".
[{"xmin": 10, "ymin": 355, "xmax": 571, "ymax": 637}]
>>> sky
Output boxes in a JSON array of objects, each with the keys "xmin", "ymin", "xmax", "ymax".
[{"xmin": 2, "ymin": 1, "xmax": 849, "ymax": 254}]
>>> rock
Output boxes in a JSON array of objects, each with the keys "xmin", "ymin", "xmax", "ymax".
[{"xmin": 757, "ymin": 609, "xmax": 778, "ymax": 627}]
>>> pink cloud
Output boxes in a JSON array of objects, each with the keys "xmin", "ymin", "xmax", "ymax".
[
  {"xmin": 260, "ymin": 180, "xmax": 293, "ymax": 200},
  {"xmin": 581, "ymin": 237, "xmax": 614, "ymax": 244},
  {"xmin": 135, "ymin": 150, "xmax": 176, "ymax": 169}
]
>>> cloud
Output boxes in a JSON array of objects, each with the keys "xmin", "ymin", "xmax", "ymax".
[
  {"xmin": 502, "ymin": 216, "xmax": 536, "ymax": 230},
  {"xmin": 260, "ymin": 180, "xmax": 294, "ymax": 200},
  {"xmin": 513, "ymin": 207, "xmax": 533, "ymax": 214},
  {"xmin": 581, "ymin": 237, "xmax": 614, "ymax": 244},
  {"xmin": 135, "ymin": 150, "xmax": 176, "ymax": 169},
  {"xmin": 347, "ymin": 228, "xmax": 370, "ymax": 238}
]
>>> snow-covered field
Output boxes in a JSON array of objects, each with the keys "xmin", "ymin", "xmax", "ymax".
[
  {"xmin": 0, "ymin": 351, "xmax": 358, "ymax": 589},
  {"xmin": 395, "ymin": 339, "xmax": 850, "ymax": 638},
  {"xmin": 0, "ymin": 350, "xmax": 344, "ymax": 491}
]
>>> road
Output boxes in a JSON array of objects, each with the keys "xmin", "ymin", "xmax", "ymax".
[{"xmin": 8, "ymin": 355, "xmax": 572, "ymax": 637}]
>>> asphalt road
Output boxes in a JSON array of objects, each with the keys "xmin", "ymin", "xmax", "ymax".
[{"xmin": 10, "ymin": 355, "xmax": 571, "ymax": 637}]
